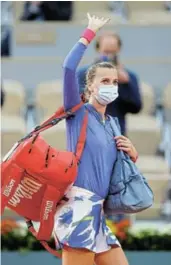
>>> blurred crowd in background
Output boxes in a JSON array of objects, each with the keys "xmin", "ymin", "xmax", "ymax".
[
  {"xmin": 1, "ymin": 1, "xmax": 171, "ymax": 57},
  {"xmin": 1, "ymin": 1, "xmax": 171, "ymax": 226}
]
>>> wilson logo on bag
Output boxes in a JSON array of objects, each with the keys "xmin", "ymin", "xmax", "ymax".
[
  {"xmin": 1, "ymin": 102, "xmax": 88, "ymax": 258},
  {"xmin": 43, "ymin": 201, "xmax": 54, "ymax": 220},
  {"xmin": 8, "ymin": 177, "xmax": 42, "ymax": 207},
  {"xmin": 3, "ymin": 179, "xmax": 16, "ymax": 197}
]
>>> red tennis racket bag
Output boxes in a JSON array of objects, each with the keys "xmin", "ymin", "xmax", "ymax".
[{"xmin": 1, "ymin": 102, "xmax": 88, "ymax": 258}]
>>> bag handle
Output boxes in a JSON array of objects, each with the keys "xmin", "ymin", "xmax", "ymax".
[
  {"xmin": 75, "ymin": 110, "xmax": 88, "ymax": 163},
  {"xmin": 26, "ymin": 220, "xmax": 62, "ymax": 259},
  {"xmin": 109, "ymin": 117, "xmax": 125, "ymax": 160},
  {"xmin": 25, "ymin": 186, "xmax": 62, "ymax": 258},
  {"xmin": 37, "ymin": 185, "xmax": 61, "ymax": 241},
  {"xmin": 110, "ymin": 117, "xmax": 138, "ymax": 174},
  {"xmin": 110, "ymin": 118, "xmax": 121, "ymax": 137},
  {"xmin": 20, "ymin": 102, "xmax": 83, "ymax": 143}
]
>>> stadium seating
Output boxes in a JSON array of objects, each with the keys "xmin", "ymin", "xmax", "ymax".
[
  {"xmin": 136, "ymin": 205, "xmax": 163, "ymax": 220},
  {"xmin": 36, "ymin": 80, "xmax": 63, "ymax": 118},
  {"xmin": 136, "ymin": 155, "xmax": 170, "ymax": 174},
  {"xmin": 3, "ymin": 1, "xmax": 171, "ymax": 223},
  {"xmin": 1, "ymin": 80, "xmax": 26, "ymax": 158},
  {"xmin": 136, "ymin": 155, "xmax": 170, "ymax": 220},
  {"xmin": 128, "ymin": 1, "xmax": 171, "ymax": 24},
  {"xmin": 134, "ymin": 177, "xmax": 170, "ymax": 220},
  {"xmin": 163, "ymin": 83, "xmax": 171, "ymax": 110},
  {"xmin": 2, "ymin": 79, "xmax": 25, "ymax": 116},
  {"xmin": 1, "ymin": 115, "xmax": 26, "ymax": 158},
  {"xmin": 127, "ymin": 114, "xmax": 161, "ymax": 155},
  {"xmin": 13, "ymin": 1, "xmax": 171, "ymax": 25},
  {"xmin": 131, "ymin": 10, "xmax": 171, "ymax": 25},
  {"xmin": 140, "ymin": 82, "xmax": 155, "ymax": 115},
  {"xmin": 136, "ymin": 169, "xmax": 170, "ymax": 220},
  {"xmin": 41, "ymin": 119, "xmax": 66, "ymax": 150}
]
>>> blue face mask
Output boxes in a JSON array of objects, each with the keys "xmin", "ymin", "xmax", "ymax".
[{"xmin": 95, "ymin": 85, "xmax": 119, "ymax": 106}]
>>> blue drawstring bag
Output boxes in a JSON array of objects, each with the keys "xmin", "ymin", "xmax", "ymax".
[{"xmin": 104, "ymin": 118, "xmax": 154, "ymax": 215}]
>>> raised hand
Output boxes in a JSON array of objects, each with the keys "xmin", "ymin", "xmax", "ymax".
[{"xmin": 87, "ymin": 13, "xmax": 110, "ymax": 33}]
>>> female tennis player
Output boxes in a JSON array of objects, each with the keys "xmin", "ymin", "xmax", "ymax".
[{"xmin": 54, "ymin": 13, "xmax": 138, "ymax": 265}]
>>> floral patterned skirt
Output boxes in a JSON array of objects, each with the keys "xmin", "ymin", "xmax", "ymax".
[{"xmin": 54, "ymin": 186, "xmax": 120, "ymax": 253}]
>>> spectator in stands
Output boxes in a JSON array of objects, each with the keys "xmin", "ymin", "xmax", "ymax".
[
  {"xmin": 1, "ymin": 1, "xmax": 12, "ymax": 57},
  {"xmin": 77, "ymin": 31, "xmax": 142, "ymax": 135},
  {"xmin": 20, "ymin": 1, "xmax": 73, "ymax": 21},
  {"xmin": 161, "ymin": 182, "xmax": 171, "ymax": 222},
  {"xmin": 164, "ymin": 1, "xmax": 171, "ymax": 11},
  {"xmin": 108, "ymin": 1, "xmax": 128, "ymax": 22},
  {"xmin": 1, "ymin": 26, "xmax": 11, "ymax": 57},
  {"xmin": 1, "ymin": 86, "xmax": 5, "ymax": 108}
]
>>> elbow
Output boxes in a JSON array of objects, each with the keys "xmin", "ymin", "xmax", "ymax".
[
  {"xmin": 136, "ymin": 99, "xmax": 143, "ymax": 113},
  {"xmin": 63, "ymin": 53, "xmax": 75, "ymax": 70},
  {"xmin": 63, "ymin": 60, "xmax": 72, "ymax": 71},
  {"xmin": 132, "ymin": 102, "xmax": 143, "ymax": 114},
  {"xmin": 131, "ymin": 104, "xmax": 142, "ymax": 114},
  {"xmin": 129, "ymin": 100, "xmax": 143, "ymax": 114}
]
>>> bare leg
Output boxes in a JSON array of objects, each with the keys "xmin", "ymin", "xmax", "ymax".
[
  {"xmin": 95, "ymin": 245, "xmax": 129, "ymax": 265},
  {"xmin": 62, "ymin": 246, "xmax": 95, "ymax": 265}
]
